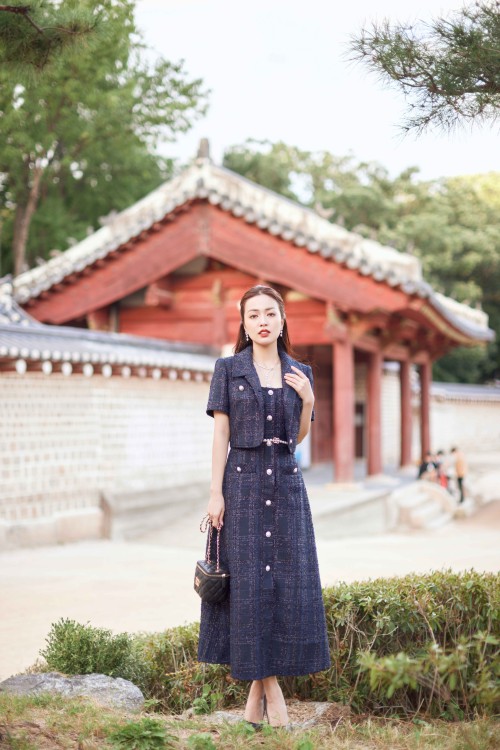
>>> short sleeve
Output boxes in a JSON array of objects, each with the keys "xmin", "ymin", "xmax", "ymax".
[
  {"xmin": 206, "ymin": 357, "xmax": 229, "ymax": 418},
  {"xmin": 306, "ymin": 365, "xmax": 315, "ymax": 422}
]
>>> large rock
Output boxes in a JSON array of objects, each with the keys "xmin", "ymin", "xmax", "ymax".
[{"xmin": 0, "ymin": 673, "xmax": 144, "ymax": 712}]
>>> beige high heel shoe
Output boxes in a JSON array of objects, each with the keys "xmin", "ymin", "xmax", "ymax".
[
  {"xmin": 263, "ymin": 694, "xmax": 291, "ymax": 730},
  {"xmin": 243, "ymin": 692, "xmax": 266, "ymax": 730}
]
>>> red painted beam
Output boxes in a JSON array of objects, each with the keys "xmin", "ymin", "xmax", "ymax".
[
  {"xmin": 209, "ymin": 208, "xmax": 410, "ymax": 314},
  {"xmin": 25, "ymin": 214, "xmax": 204, "ymax": 324}
]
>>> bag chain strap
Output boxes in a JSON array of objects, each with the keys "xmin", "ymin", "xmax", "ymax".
[{"xmin": 200, "ymin": 514, "xmax": 222, "ymax": 572}]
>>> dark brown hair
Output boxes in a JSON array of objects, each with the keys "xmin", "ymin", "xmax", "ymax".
[{"xmin": 234, "ymin": 285, "xmax": 297, "ymax": 356}]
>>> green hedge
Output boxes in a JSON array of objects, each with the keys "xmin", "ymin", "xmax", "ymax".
[{"xmin": 40, "ymin": 570, "xmax": 499, "ymax": 718}]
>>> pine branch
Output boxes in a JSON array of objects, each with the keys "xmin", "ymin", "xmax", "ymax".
[
  {"xmin": 0, "ymin": 3, "xmax": 100, "ymax": 70},
  {"xmin": 349, "ymin": 0, "xmax": 500, "ymax": 133},
  {"xmin": 0, "ymin": 6, "xmax": 43, "ymax": 33}
]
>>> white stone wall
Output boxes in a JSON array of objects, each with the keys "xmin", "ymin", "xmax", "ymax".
[
  {"xmin": 0, "ymin": 373, "xmax": 212, "ymax": 525},
  {"xmin": 430, "ymin": 399, "xmax": 500, "ymax": 454},
  {"xmin": 2, "ymin": 368, "xmax": 500, "ymax": 548}
]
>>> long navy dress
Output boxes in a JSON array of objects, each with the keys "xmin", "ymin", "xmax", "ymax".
[{"xmin": 198, "ymin": 356, "xmax": 331, "ymax": 680}]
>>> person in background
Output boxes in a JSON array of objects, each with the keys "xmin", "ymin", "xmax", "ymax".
[
  {"xmin": 418, "ymin": 451, "xmax": 437, "ymax": 481},
  {"xmin": 435, "ymin": 450, "xmax": 449, "ymax": 489},
  {"xmin": 451, "ymin": 447, "xmax": 467, "ymax": 503}
]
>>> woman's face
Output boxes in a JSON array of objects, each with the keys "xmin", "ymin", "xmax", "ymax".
[{"xmin": 243, "ymin": 294, "xmax": 283, "ymax": 346}]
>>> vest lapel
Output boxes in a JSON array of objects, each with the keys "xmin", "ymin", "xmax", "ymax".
[
  {"xmin": 280, "ymin": 349, "xmax": 299, "ymax": 441},
  {"xmin": 232, "ymin": 346, "xmax": 264, "ymax": 411}
]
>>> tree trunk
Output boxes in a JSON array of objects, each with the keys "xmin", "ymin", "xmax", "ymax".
[{"xmin": 13, "ymin": 163, "xmax": 43, "ymax": 276}]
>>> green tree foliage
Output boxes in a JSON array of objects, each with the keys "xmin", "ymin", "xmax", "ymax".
[
  {"xmin": 0, "ymin": 1, "xmax": 97, "ymax": 70},
  {"xmin": 223, "ymin": 141, "xmax": 500, "ymax": 382},
  {"xmin": 223, "ymin": 140, "xmax": 311, "ymax": 201},
  {"xmin": 0, "ymin": 0, "xmax": 208, "ymax": 276},
  {"xmin": 350, "ymin": 1, "xmax": 500, "ymax": 133}
]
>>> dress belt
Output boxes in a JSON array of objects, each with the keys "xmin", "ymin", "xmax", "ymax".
[{"xmin": 263, "ymin": 437, "xmax": 288, "ymax": 446}]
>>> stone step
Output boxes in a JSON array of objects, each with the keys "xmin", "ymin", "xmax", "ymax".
[
  {"xmin": 411, "ymin": 500, "xmax": 450, "ymax": 528},
  {"xmin": 388, "ymin": 479, "xmax": 458, "ymax": 531}
]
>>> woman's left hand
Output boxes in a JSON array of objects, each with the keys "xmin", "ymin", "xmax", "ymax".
[{"xmin": 284, "ymin": 366, "xmax": 314, "ymax": 405}]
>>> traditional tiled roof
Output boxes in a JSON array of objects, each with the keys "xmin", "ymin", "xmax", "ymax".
[
  {"xmin": 0, "ymin": 278, "xmax": 215, "ymax": 379},
  {"xmin": 431, "ymin": 381, "xmax": 500, "ymax": 403},
  {"xmin": 12, "ymin": 158, "xmax": 494, "ymax": 343}
]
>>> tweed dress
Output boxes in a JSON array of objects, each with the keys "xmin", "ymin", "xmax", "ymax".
[{"xmin": 198, "ymin": 351, "xmax": 331, "ymax": 680}]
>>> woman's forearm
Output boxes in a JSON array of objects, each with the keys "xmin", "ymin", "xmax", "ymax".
[
  {"xmin": 297, "ymin": 400, "xmax": 314, "ymax": 444},
  {"xmin": 210, "ymin": 413, "xmax": 230, "ymax": 494}
]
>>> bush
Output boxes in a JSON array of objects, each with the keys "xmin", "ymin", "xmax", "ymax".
[
  {"xmin": 315, "ymin": 570, "xmax": 500, "ymax": 717},
  {"xmin": 133, "ymin": 625, "xmax": 243, "ymax": 714},
  {"xmin": 133, "ymin": 570, "xmax": 499, "ymax": 718},
  {"xmin": 40, "ymin": 618, "xmax": 147, "ymax": 687}
]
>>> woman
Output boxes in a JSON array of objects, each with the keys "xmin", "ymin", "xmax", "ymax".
[{"xmin": 198, "ymin": 285, "xmax": 330, "ymax": 727}]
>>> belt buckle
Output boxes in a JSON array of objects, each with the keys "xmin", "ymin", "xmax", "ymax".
[{"xmin": 264, "ymin": 437, "xmax": 281, "ymax": 446}]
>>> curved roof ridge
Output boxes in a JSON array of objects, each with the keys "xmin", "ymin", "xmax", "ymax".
[{"xmin": 11, "ymin": 161, "xmax": 494, "ymax": 343}]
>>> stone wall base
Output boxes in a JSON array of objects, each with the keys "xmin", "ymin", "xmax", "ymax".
[
  {"xmin": 101, "ymin": 481, "xmax": 209, "ymax": 540},
  {"xmin": 0, "ymin": 508, "xmax": 104, "ymax": 551}
]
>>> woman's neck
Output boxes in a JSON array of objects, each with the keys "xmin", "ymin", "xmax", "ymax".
[{"xmin": 251, "ymin": 342, "xmax": 280, "ymax": 367}]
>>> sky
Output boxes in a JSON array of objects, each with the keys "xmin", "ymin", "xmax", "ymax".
[{"xmin": 135, "ymin": 0, "xmax": 499, "ymax": 181}]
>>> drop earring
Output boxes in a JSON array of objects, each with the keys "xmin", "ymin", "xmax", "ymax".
[
  {"xmin": 280, "ymin": 328, "xmax": 283, "ymax": 337},
  {"xmin": 245, "ymin": 331, "xmax": 249, "ymax": 342}
]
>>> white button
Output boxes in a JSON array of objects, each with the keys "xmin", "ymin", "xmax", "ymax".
[
  {"xmin": 289, "ymin": 439, "xmax": 292, "ymax": 443},
  {"xmin": 236, "ymin": 466, "xmax": 241, "ymax": 472},
  {"xmin": 266, "ymin": 500, "xmax": 271, "ymax": 506},
  {"xmin": 266, "ymin": 440, "xmax": 272, "ymax": 446},
  {"xmin": 267, "ymin": 415, "xmax": 273, "ymax": 421},
  {"xmin": 268, "ymin": 389, "xmax": 273, "ymax": 395},
  {"xmin": 239, "ymin": 385, "xmax": 244, "ymax": 391},
  {"xmin": 293, "ymin": 467, "xmax": 298, "ymax": 473},
  {"xmin": 265, "ymin": 565, "xmax": 271, "ymax": 572},
  {"xmin": 265, "ymin": 531, "xmax": 271, "ymax": 538},
  {"xmin": 266, "ymin": 468, "xmax": 272, "ymax": 475}
]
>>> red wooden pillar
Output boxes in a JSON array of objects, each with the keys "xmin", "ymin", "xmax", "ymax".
[
  {"xmin": 367, "ymin": 350, "xmax": 382, "ymax": 475},
  {"xmin": 332, "ymin": 340, "xmax": 355, "ymax": 482},
  {"xmin": 400, "ymin": 360, "xmax": 412, "ymax": 466},
  {"xmin": 419, "ymin": 361, "xmax": 431, "ymax": 459}
]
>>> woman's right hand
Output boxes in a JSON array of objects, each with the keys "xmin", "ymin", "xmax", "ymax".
[{"xmin": 207, "ymin": 492, "xmax": 225, "ymax": 528}]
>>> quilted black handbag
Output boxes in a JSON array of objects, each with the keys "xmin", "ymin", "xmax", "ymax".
[{"xmin": 194, "ymin": 515, "xmax": 230, "ymax": 604}]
